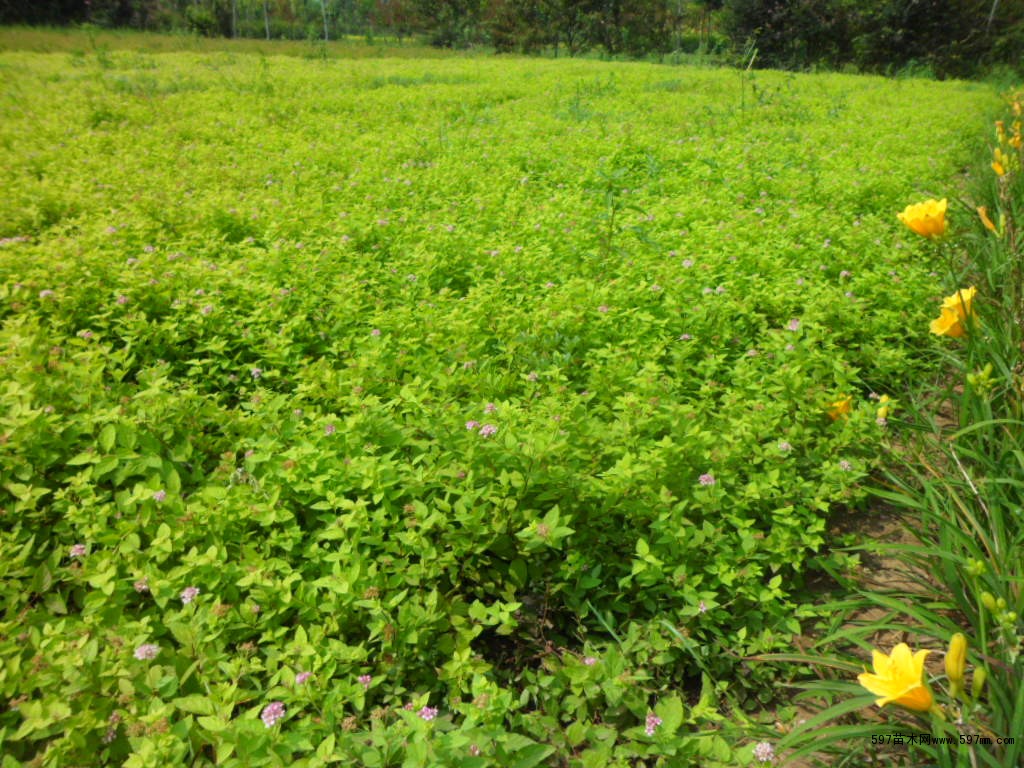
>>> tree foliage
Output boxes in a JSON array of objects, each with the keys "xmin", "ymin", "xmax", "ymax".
[{"xmin": 0, "ymin": 0, "xmax": 1021, "ymax": 76}]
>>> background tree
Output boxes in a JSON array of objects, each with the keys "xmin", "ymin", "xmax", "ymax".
[
  {"xmin": 413, "ymin": 0, "xmax": 485, "ymax": 47},
  {"xmin": 721, "ymin": 0, "xmax": 854, "ymax": 70}
]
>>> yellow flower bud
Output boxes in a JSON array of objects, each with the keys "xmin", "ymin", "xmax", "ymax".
[
  {"xmin": 876, "ymin": 395, "xmax": 892, "ymax": 420},
  {"xmin": 993, "ymin": 148, "xmax": 1011, "ymax": 177},
  {"xmin": 945, "ymin": 633, "xmax": 967, "ymax": 697},
  {"xmin": 978, "ymin": 206, "xmax": 998, "ymax": 234},
  {"xmin": 972, "ymin": 668, "xmax": 987, "ymax": 699}
]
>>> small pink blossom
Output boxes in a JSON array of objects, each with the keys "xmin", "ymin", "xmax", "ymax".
[
  {"xmin": 152, "ymin": 490, "xmax": 167, "ymax": 503},
  {"xmin": 180, "ymin": 586, "xmax": 200, "ymax": 605},
  {"xmin": 134, "ymin": 578, "xmax": 150, "ymax": 593},
  {"xmin": 786, "ymin": 318, "xmax": 801, "ymax": 331},
  {"xmin": 116, "ymin": 295, "xmax": 129, "ymax": 305},
  {"xmin": 753, "ymin": 741, "xmax": 775, "ymax": 763},
  {"xmin": 358, "ymin": 674, "xmax": 372, "ymax": 689},
  {"xmin": 134, "ymin": 644, "xmax": 159, "ymax": 660},
  {"xmin": 418, "ymin": 706, "xmax": 438, "ymax": 721},
  {"xmin": 370, "ymin": 328, "xmax": 381, "ymax": 337},
  {"xmin": 583, "ymin": 656, "xmax": 598, "ymax": 666},
  {"xmin": 698, "ymin": 473, "xmax": 715, "ymax": 486},
  {"xmin": 645, "ymin": 712, "xmax": 662, "ymax": 736},
  {"xmin": 465, "ymin": 420, "xmax": 480, "ymax": 430},
  {"xmin": 484, "ymin": 402, "xmax": 497, "ymax": 414},
  {"xmin": 597, "ymin": 305, "xmax": 609, "ymax": 313},
  {"xmin": 39, "ymin": 289, "xmax": 55, "ymax": 299},
  {"xmin": 325, "ymin": 423, "xmax": 336, "ymax": 435},
  {"xmin": 261, "ymin": 701, "xmax": 285, "ymax": 728},
  {"xmin": 479, "ymin": 424, "xmax": 498, "ymax": 438},
  {"xmin": 70, "ymin": 544, "xmax": 87, "ymax": 558},
  {"xmin": 295, "ymin": 671, "xmax": 312, "ymax": 685}
]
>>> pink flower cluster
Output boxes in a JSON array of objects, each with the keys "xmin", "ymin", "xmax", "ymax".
[
  {"xmin": 261, "ymin": 701, "xmax": 285, "ymax": 728},
  {"xmin": 645, "ymin": 713, "xmax": 662, "ymax": 736}
]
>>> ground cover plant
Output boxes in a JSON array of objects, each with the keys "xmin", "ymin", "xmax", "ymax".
[{"xmin": 0, "ymin": 33, "xmax": 1001, "ymax": 766}]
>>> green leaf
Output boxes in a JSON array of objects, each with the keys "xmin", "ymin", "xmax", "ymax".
[
  {"xmin": 99, "ymin": 424, "xmax": 116, "ymax": 452},
  {"xmin": 316, "ymin": 733, "xmax": 336, "ymax": 759},
  {"xmin": 197, "ymin": 715, "xmax": 229, "ymax": 732},
  {"xmin": 510, "ymin": 744, "xmax": 555, "ymax": 768},
  {"xmin": 173, "ymin": 695, "xmax": 216, "ymax": 715},
  {"xmin": 655, "ymin": 695, "xmax": 684, "ymax": 734}
]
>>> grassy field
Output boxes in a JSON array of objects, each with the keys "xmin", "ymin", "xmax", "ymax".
[
  {"xmin": 0, "ymin": 25, "xmax": 457, "ymax": 59},
  {"xmin": 0, "ymin": 30, "xmax": 1001, "ymax": 767}
]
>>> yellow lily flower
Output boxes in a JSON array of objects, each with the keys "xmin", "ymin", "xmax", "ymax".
[
  {"xmin": 931, "ymin": 287, "xmax": 976, "ymax": 338},
  {"xmin": 897, "ymin": 199, "xmax": 947, "ymax": 238},
  {"xmin": 858, "ymin": 643, "xmax": 935, "ymax": 713},
  {"xmin": 826, "ymin": 395, "xmax": 852, "ymax": 420},
  {"xmin": 941, "ymin": 286, "xmax": 977, "ymax": 316},
  {"xmin": 930, "ymin": 308, "xmax": 967, "ymax": 338}
]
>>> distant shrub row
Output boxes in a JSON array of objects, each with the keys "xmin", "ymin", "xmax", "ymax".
[{"xmin": 4, "ymin": 0, "xmax": 1022, "ymax": 78}]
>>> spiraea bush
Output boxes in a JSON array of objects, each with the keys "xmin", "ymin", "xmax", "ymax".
[{"xmin": 0, "ymin": 40, "xmax": 1000, "ymax": 766}]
